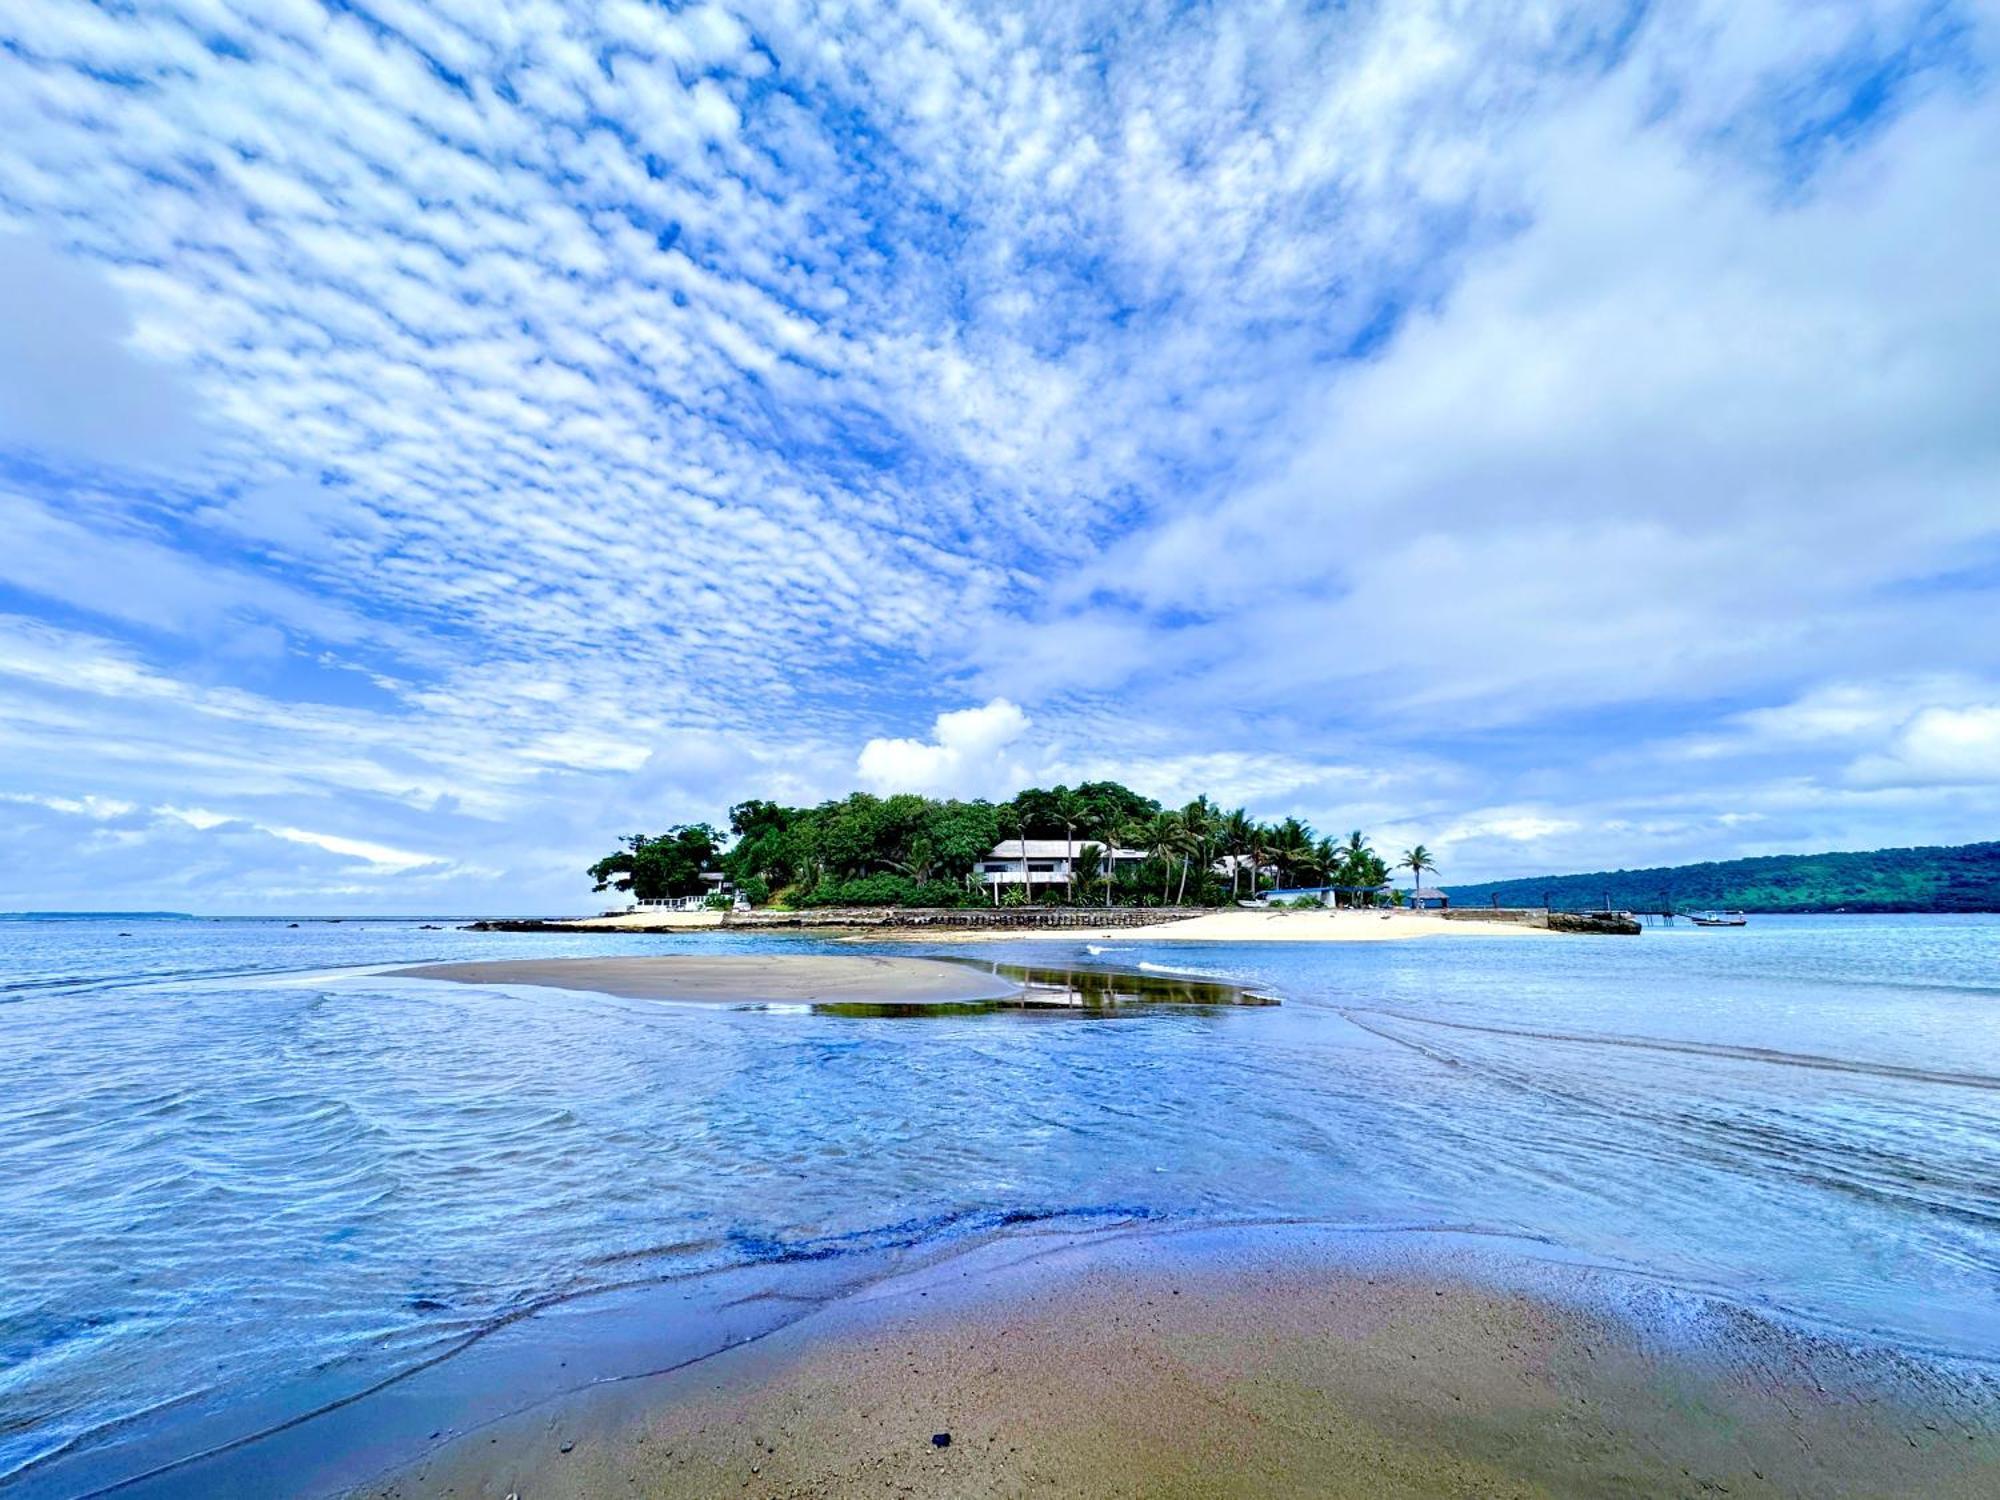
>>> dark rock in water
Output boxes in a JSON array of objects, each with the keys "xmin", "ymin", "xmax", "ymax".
[
  {"xmin": 1548, "ymin": 911, "xmax": 1642, "ymax": 936},
  {"xmin": 560, "ymin": 1439, "xmax": 574, "ymax": 1454},
  {"xmin": 287, "ymin": 922, "xmax": 300, "ymax": 928},
  {"xmin": 932, "ymin": 1432, "xmax": 951, "ymax": 1448}
]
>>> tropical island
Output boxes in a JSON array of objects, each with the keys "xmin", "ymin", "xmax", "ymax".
[
  {"xmin": 585, "ymin": 781, "xmax": 1425, "ymax": 911},
  {"xmin": 585, "ymin": 786, "xmax": 2000, "ymax": 919}
]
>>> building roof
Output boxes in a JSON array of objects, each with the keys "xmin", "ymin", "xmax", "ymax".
[
  {"xmin": 984, "ymin": 840, "xmax": 1142, "ymax": 860},
  {"xmin": 1409, "ymin": 887, "xmax": 1449, "ymax": 900}
]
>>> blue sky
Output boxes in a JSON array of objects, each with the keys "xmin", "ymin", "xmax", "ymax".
[{"xmin": 0, "ymin": 0, "xmax": 1996, "ymax": 912}]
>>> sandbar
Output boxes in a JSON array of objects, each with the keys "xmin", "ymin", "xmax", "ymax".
[
  {"xmin": 353, "ymin": 1222, "xmax": 2000, "ymax": 1499},
  {"xmin": 385, "ymin": 954, "xmax": 1025, "ymax": 1006}
]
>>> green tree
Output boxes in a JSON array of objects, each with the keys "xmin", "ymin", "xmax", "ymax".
[
  {"xmin": 1268, "ymin": 817, "xmax": 1315, "ymax": 890},
  {"xmin": 1177, "ymin": 796, "xmax": 1217, "ymax": 905},
  {"xmin": 1400, "ymin": 844, "xmax": 1438, "ymax": 899},
  {"xmin": 1140, "ymin": 811, "xmax": 1190, "ymax": 903},
  {"xmin": 1054, "ymin": 786, "xmax": 1088, "ymax": 903},
  {"xmin": 1220, "ymin": 807, "xmax": 1254, "ymax": 899},
  {"xmin": 1086, "ymin": 804, "xmax": 1124, "ymax": 907},
  {"xmin": 588, "ymin": 825, "xmax": 722, "ymax": 902},
  {"xmin": 993, "ymin": 803, "xmax": 1026, "ymax": 906}
]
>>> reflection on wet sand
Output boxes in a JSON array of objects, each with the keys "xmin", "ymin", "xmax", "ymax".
[{"xmin": 813, "ymin": 961, "xmax": 1278, "ymax": 1016}]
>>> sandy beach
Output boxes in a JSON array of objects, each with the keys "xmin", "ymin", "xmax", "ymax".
[
  {"xmin": 910, "ymin": 908, "xmax": 1547, "ymax": 944},
  {"xmin": 557, "ymin": 908, "xmax": 1544, "ymax": 941},
  {"xmin": 386, "ymin": 954, "xmax": 1027, "ymax": 1005},
  {"xmin": 354, "ymin": 1221, "xmax": 2000, "ymax": 1500}
]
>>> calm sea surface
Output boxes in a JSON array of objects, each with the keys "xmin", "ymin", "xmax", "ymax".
[{"xmin": 3, "ymin": 914, "xmax": 1998, "ymax": 1492}]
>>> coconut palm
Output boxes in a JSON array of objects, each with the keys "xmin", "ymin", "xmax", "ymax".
[
  {"xmin": 1054, "ymin": 787, "xmax": 1088, "ymax": 904},
  {"xmin": 1313, "ymin": 836, "xmax": 1342, "ymax": 904},
  {"xmin": 1116, "ymin": 817, "xmax": 1151, "ymax": 907},
  {"xmin": 1269, "ymin": 817, "xmax": 1315, "ymax": 890},
  {"xmin": 1399, "ymin": 844, "xmax": 1438, "ymax": 902},
  {"xmin": 1140, "ymin": 811, "xmax": 1189, "ymax": 903},
  {"xmin": 1221, "ymin": 807, "xmax": 1254, "ymax": 899},
  {"xmin": 1177, "ymin": 796, "xmax": 1217, "ymax": 905},
  {"xmin": 1333, "ymin": 829, "xmax": 1375, "ymax": 904},
  {"xmin": 1247, "ymin": 821, "xmax": 1279, "ymax": 897},
  {"xmin": 1094, "ymin": 809, "xmax": 1121, "ymax": 907},
  {"xmin": 993, "ymin": 804, "xmax": 1023, "ymax": 907}
]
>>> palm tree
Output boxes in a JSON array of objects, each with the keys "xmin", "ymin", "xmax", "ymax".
[
  {"xmin": 1313, "ymin": 836, "xmax": 1341, "ymax": 905},
  {"xmin": 1115, "ymin": 817, "xmax": 1150, "ymax": 907},
  {"xmin": 1270, "ymin": 816, "xmax": 1314, "ymax": 891},
  {"xmin": 1177, "ymin": 796, "xmax": 1216, "ymax": 905},
  {"xmin": 1140, "ymin": 811, "xmax": 1188, "ymax": 904},
  {"xmin": 1336, "ymin": 829, "xmax": 1374, "ymax": 905},
  {"xmin": 993, "ymin": 804, "xmax": 1023, "ymax": 907},
  {"xmin": 1247, "ymin": 822, "xmax": 1278, "ymax": 897},
  {"xmin": 1221, "ymin": 807, "xmax": 1253, "ymax": 899},
  {"xmin": 1054, "ymin": 787, "xmax": 1087, "ymax": 904},
  {"xmin": 1399, "ymin": 844, "xmax": 1438, "ymax": 904},
  {"xmin": 1357, "ymin": 849, "xmax": 1389, "ymax": 903},
  {"xmin": 1092, "ymin": 807, "xmax": 1123, "ymax": 907}
]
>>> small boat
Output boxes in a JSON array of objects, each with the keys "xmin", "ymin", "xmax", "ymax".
[{"xmin": 1688, "ymin": 910, "xmax": 1748, "ymax": 927}]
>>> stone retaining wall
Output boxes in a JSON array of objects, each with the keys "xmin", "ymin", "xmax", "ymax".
[{"xmin": 1439, "ymin": 907, "xmax": 1550, "ymax": 927}]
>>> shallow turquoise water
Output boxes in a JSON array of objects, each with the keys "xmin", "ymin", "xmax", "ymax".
[{"xmin": 2, "ymin": 914, "xmax": 1997, "ymax": 1492}]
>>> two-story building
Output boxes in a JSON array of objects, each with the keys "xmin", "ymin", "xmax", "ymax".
[{"xmin": 976, "ymin": 839, "xmax": 1147, "ymax": 898}]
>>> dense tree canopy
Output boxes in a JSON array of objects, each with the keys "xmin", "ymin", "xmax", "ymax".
[
  {"xmin": 587, "ymin": 825, "xmax": 723, "ymax": 901},
  {"xmin": 1446, "ymin": 841, "xmax": 2000, "ymax": 913},
  {"xmin": 589, "ymin": 782, "xmax": 1401, "ymax": 908}
]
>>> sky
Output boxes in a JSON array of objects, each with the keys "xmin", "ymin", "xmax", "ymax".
[{"xmin": 0, "ymin": 0, "xmax": 1996, "ymax": 913}]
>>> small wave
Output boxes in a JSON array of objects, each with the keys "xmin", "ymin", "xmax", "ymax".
[
  {"xmin": 1138, "ymin": 960, "xmax": 1219, "ymax": 979},
  {"xmin": 1348, "ymin": 1008, "xmax": 2000, "ymax": 1092}
]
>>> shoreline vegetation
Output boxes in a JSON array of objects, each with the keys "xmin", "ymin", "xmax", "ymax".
[
  {"xmin": 586, "ymin": 783, "xmax": 2000, "ymax": 920},
  {"xmin": 355, "ymin": 1220, "xmax": 2000, "ymax": 1500},
  {"xmin": 588, "ymin": 782, "xmax": 1409, "ymax": 913},
  {"xmin": 1444, "ymin": 838, "xmax": 2000, "ymax": 914},
  {"xmin": 503, "ymin": 906, "xmax": 1552, "ymax": 942}
]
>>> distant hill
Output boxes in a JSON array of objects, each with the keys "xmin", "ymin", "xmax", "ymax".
[
  {"xmin": 0, "ymin": 910, "xmax": 196, "ymax": 921},
  {"xmin": 1443, "ymin": 840, "xmax": 2000, "ymax": 913}
]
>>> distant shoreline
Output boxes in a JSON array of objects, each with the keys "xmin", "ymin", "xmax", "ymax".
[{"xmin": 464, "ymin": 907, "xmax": 1552, "ymax": 942}]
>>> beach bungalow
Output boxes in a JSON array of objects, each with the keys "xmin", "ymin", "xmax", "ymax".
[
  {"xmin": 977, "ymin": 839, "xmax": 1147, "ymax": 898},
  {"xmin": 625, "ymin": 873, "xmax": 746, "ymax": 913},
  {"xmin": 1407, "ymin": 887, "xmax": 1450, "ymax": 910}
]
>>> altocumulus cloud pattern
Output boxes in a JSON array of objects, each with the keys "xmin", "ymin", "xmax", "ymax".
[{"xmin": 0, "ymin": 0, "xmax": 1996, "ymax": 910}]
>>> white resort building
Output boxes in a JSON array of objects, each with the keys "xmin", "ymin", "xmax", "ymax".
[{"xmin": 976, "ymin": 839, "xmax": 1146, "ymax": 897}]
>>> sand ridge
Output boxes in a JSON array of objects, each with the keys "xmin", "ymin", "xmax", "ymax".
[{"xmin": 384, "ymin": 953, "xmax": 1027, "ymax": 1005}]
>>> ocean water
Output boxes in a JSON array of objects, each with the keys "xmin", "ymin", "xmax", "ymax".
[{"xmin": 3, "ymin": 913, "xmax": 1998, "ymax": 1493}]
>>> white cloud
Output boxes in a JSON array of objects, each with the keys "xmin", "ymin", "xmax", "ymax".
[
  {"xmin": 857, "ymin": 700, "xmax": 1033, "ymax": 799},
  {"xmin": 1851, "ymin": 705, "xmax": 2000, "ymax": 787},
  {"xmin": 265, "ymin": 825, "xmax": 441, "ymax": 871},
  {"xmin": 0, "ymin": 0, "xmax": 1992, "ymax": 907}
]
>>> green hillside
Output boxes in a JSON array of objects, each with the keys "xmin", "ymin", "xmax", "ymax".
[{"xmin": 1444, "ymin": 840, "xmax": 2000, "ymax": 913}]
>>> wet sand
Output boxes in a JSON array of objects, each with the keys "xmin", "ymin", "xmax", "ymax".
[
  {"xmin": 385, "ymin": 954, "xmax": 1025, "ymax": 1006},
  {"xmin": 354, "ymin": 1224, "xmax": 1999, "ymax": 1500}
]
